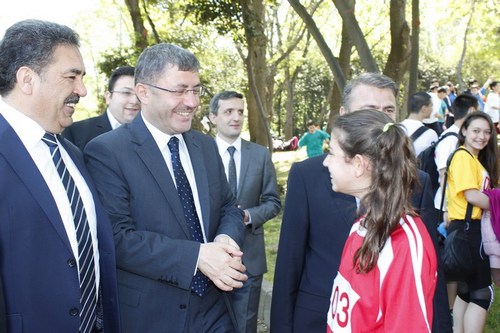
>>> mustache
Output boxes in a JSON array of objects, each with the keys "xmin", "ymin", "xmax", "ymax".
[{"xmin": 64, "ymin": 94, "xmax": 80, "ymax": 104}]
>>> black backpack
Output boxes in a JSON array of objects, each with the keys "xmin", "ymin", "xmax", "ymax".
[
  {"xmin": 410, "ymin": 126, "xmax": 430, "ymax": 142},
  {"xmin": 416, "ymin": 131, "xmax": 458, "ymax": 193}
]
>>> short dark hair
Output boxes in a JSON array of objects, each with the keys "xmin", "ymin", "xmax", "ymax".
[
  {"xmin": 209, "ymin": 90, "xmax": 243, "ymax": 114},
  {"xmin": 0, "ymin": 19, "xmax": 80, "ymax": 96},
  {"xmin": 135, "ymin": 43, "xmax": 199, "ymax": 86},
  {"xmin": 452, "ymin": 93, "xmax": 478, "ymax": 120},
  {"xmin": 108, "ymin": 66, "xmax": 135, "ymax": 92},
  {"xmin": 342, "ymin": 73, "xmax": 398, "ymax": 112},
  {"xmin": 408, "ymin": 92, "xmax": 431, "ymax": 114}
]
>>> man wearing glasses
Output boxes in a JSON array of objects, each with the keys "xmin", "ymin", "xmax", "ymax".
[
  {"xmin": 84, "ymin": 43, "xmax": 247, "ymax": 333},
  {"xmin": 63, "ymin": 66, "xmax": 140, "ymax": 150}
]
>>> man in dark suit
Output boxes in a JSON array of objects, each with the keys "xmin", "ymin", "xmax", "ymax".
[
  {"xmin": 209, "ymin": 91, "xmax": 281, "ymax": 333},
  {"xmin": 84, "ymin": 43, "xmax": 247, "ymax": 333},
  {"xmin": 63, "ymin": 66, "xmax": 140, "ymax": 150},
  {"xmin": 270, "ymin": 73, "xmax": 452, "ymax": 333},
  {"xmin": 0, "ymin": 19, "xmax": 120, "ymax": 333}
]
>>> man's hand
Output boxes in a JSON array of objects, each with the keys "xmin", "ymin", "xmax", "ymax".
[{"xmin": 198, "ymin": 242, "xmax": 247, "ymax": 291}]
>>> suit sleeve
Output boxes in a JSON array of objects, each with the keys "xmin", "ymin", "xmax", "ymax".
[
  {"xmin": 84, "ymin": 137, "xmax": 200, "ymax": 291},
  {"xmin": 415, "ymin": 171, "xmax": 453, "ymax": 333},
  {"xmin": 270, "ymin": 162, "xmax": 310, "ymax": 332},
  {"xmin": 246, "ymin": 149, "xmax": 281, "ymax": 230}
]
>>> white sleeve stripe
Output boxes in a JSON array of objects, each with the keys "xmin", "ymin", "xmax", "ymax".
[{"xmin": 400, "ymin": 215, "xmax": 432, "ymax": 332}]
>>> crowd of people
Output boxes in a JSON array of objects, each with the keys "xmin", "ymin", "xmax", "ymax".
[{"xmin": 0, "ymin": 18, "xmax": 499, "ymax": 333}]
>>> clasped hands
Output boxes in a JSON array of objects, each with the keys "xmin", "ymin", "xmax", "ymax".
[{"xmin": 197, "ymin": 234, "xmax": 248, "ymax": 291}]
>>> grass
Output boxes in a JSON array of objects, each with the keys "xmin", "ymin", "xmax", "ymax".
[{"xmin": 263, "ymin": 148, "xmax": 500, "ymax": 332}]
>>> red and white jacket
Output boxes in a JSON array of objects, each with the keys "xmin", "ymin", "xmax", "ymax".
[{"xmin": 326, "ymin": 215, "xmax": 437, "ymax": 332}]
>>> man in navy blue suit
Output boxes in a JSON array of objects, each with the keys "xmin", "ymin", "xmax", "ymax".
[
  {"xmin": 270, "ymin": 73, "xmax": 452, "ymax": 333},
  {"xmin": 0, "ymin": 19, "xmax": 120, "ymax": 333},
  {"xmin": 84, "ymin": 43, "xmax": 247, "ymax": 333}
]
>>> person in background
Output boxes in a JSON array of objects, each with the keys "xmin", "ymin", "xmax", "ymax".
[
  {"xmin": 270, "ymin": 72, "xmax": 452, "ymax": 333},
  {"xmin": 469, "ymin": 83, "xmax": 485, "ymax": 111},
  {"xmin": 401, "ymin": 92, "xmax": 438, "ymax": 156},
  {"xmin": 298, "ymin": 119, "xmax": 330, "ymax": 158},
  {"xmin": 484, "ymin": 81, "xmax": 500, "ymax": 134},
  {"xmin": 84, "ymin": 43, "xmax": 247, "ymax": 333},
  {"xmin": 423, "ymin": 84, "xmax": 444, "ymax": 136},
  {"xmin": 433, "ymin": 93, "xmax": 478, "ymax": 316},
  {"xmin": 63, "ymin": 66, "xmax": 140, "ymax": 150},
  {"xmin": 209, "ymin": 90, "xmax": 281, "ymax": 333},
  {"xmin": 324, "ymin": 110, "xmax": 437, "ymax": 332},
  {"xmin": 445, "ymin": 111, "xmax": 498, "ymax": 333},
  {"xmin": 0, "ymin": 19, "xmax": 120, "ymax": 333}
]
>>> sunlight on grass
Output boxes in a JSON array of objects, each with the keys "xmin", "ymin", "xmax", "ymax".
[{"xmin": 264, "ymin": 148, "xmax": 500, "ymax": 331}]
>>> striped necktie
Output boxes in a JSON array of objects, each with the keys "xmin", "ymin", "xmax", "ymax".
[
  {"xmin": 42, "ymin": 133, "xmax": 97, "ymax": 333},
  {"xmin": 167, "ymin": 136, "xmax": 209, "ymax": 296}
]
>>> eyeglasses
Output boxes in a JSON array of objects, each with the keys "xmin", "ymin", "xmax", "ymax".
[
  {"xmin": 142, "ymin": 83, "xmax": 205, "ymax": 97},
  {"xmin": 110, "ymin": 90, "xmax": 137, "ymax": 98}
]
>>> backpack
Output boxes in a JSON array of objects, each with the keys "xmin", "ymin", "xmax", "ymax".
[
  {"xmin": 410, "ymin": 126, "xmax": 430, "ymax": 142},
  {"xmin": 416, "ymin": 131, "xmax": 458, "ymax": 193}
]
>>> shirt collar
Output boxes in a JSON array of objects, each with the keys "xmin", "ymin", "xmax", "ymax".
[
  {"xmin": 106, "ymin": 109, "xmax": 122, "ymax": 130},
  {"xmin": 215, "ymin": 135, "xmax": 241, "ymax": 155},
  {"xmin": 141, "ymin": 113, "xmax": 186, "ymax": 152},
  {"xmin": 0, "ymin": 99, "xmax": 46, "ymax": 149}
]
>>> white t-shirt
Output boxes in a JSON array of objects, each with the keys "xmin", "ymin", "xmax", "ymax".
[
  {"xmin": 433, "ymin": 125, "xmax": 459, "ymax": 209},
  {"xmin": 484, "ymin": 92, "xmax": 499, "ymax": 123},
  {"xmin": 401, "ymin": 119, "xmax": 438, "ymax": 156},
  {"xmin": 422, "ymin": 93, "xmax": 440, "ymax": 124}
]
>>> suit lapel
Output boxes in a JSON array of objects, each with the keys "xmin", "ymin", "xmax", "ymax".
[
  {"xmin": 238, "ymin": 140, "xmax": 252, "ymax": 197},
  {"xmin": 128, "ymin": 117, "xmax": 191, "ymax": 238},
  {"xmin": 0, "ymin": 115, "xmax": 73, "ymax": 252},
  {"xmin": 96, "ymin": 113, "xmax": 112, "ymax": 131},
  {"xmin": 183, "ymin": 131, "xmax": 211, "ymax": 234}
]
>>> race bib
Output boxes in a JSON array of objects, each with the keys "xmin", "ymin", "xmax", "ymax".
[{"xmin": 326, "ymin": 273, "xmax": 360, "ymax": 332}]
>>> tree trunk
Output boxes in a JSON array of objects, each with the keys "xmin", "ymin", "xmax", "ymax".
[
  {"xmin": 408, "ymin": 0, "xmax": 420, "ymax": 96},
  {"xmin": 287, "ymin": 0, "xmax": 346, "ymax": 90},
  {"xmin": 383, "ymin": 0, "xmax": 410, "ymax": 89},
  {"xmin": 123, "ymin": 0, "xmax": 149, "ymax": 50},
  {"xmin": 284, "ymin": 64, "xmax": 300, "ymax": 140},
  {"xmin": 332, "ymin": 0, "xmax": 379, "ymax": 72},
  {"xmin": 328, "ymin": 0, "xmax": 354, "ymax": 128},
  {"xmin": 456, "ymin": 0, "xmax": 477, "ymax": 92},
  {"xmin": 240, "ymin": 0, "xmax": 270, "ymax": 147}
]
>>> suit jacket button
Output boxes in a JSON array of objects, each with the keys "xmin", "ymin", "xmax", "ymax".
[
  {"xmin": 69, "ymin": 308, "xmax": 79, "ymax": 316},
  {"xmin": 67, "ymin": 259, "xmax": 76, "ymax": 267},
  {"xmin": 179, "ymin": 304, "xmax": 187, "ymax": 309}
]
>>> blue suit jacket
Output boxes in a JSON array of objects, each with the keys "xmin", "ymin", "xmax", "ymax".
[
  {"xmin": 0, "ymin": 114, "xmax": 120, "ymax": 333},
  {"xmin": 270, "ymin": 154, "xmax": 452, "ymax": 333},
  {"xmin": 84, "ymin": 114, "xmax": 245, "ymax": 332},
  {"xmin": 62, "ymin": 112, "xmax": 112, "ymax": 151}
]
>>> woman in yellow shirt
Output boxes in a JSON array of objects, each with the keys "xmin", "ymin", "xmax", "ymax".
[{"xmin": 446, "ymin": 111, "xmax": 499, "ymax": 333}]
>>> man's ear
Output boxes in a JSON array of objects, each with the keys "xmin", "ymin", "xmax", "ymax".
[
  {"xmin": 135, "ymin": 84, "xmax": 148, "ymax": 105},
  {"xmin": 16, "ymin": 66, "xmax": 36, "ymax": 94},
  {"xmin": 208, "ymin": 112, "xmax": 217, "ymax": 125},
  {"xmin": 339, "ymin": 106, "xmax": 347, "ymax": 116}
]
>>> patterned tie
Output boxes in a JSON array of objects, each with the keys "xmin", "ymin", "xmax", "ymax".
[
  {"xmin": 42, "ymin": 133, "xmax": 97, "ymax": 333},
  {"xmin": 227, "ymin": 146, "xmax": 237, "ymax": 197},
  {"xmin": 167, "ymin": 136, "xmax": 209, "ymax": 296}
]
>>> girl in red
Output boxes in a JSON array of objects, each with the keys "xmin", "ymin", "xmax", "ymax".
[{"xmin": 323, "ymin": 110, "xmax": 437, "ymax": 332}]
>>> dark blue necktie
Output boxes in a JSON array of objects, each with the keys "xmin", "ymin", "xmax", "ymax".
[
  {"xmin": 227, "ymin": 146, "xmax": 237, "ymax": 197},
  {"xmin": 167, "ymin": 136, "xmax": 209, "ymax": 296},
  {"xmin": 42, "ymin": 133, "xmax": 97, "ymax": 333}
]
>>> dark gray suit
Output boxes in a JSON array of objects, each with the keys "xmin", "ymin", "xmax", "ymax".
[
  {"xmin": 218, "ymin": 139, "xmax": 280, "ymax": 333},
  {"xmin": 84, "ymin": 114, "xmax": 245, "ymax": 333},
  {"xmin": 62, "ymin": 112, "xmax": 112, "ymax": 150}
]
